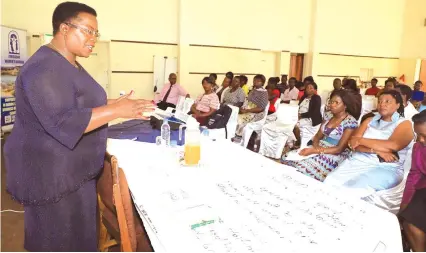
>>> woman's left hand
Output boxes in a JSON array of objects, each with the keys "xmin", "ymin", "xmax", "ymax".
[{"xmin": 299, "ymin": 148, "xmax": 316, "ymax": 156}]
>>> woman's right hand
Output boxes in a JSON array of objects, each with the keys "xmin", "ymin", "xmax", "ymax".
[{"xmin": 113, "ymin": 93, "xmax": 155, "ymax": 119}]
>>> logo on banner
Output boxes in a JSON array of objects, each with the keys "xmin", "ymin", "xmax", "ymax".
[{"xmin": 8, "ymin": 31, "xmax": 20, "ymax": 55}]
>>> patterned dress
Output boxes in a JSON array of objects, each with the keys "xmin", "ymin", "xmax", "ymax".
[
  {"xmin": 222, "ymin": 87, "xmax": 245, "ymax": 107},
  {"xmin": 282, "ymin": 115, "xmax": 358, "ymax": 182},
  {"xmin": 236, "ymin": 88, "xmax": 268, "ymax": 136}
]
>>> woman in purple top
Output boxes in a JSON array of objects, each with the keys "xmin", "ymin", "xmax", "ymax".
[
  {"xmin": 399, "ymin": 110, "xmax": 426, "ymax": 252},
  {"xmin": 4, "ymin": 2, "xmax": 153, "ymax": 251}
]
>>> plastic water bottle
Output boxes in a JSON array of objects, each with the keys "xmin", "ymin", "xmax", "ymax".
[{"xmin": 161, "ymin": 119, "xmax": 171, "ymax": 147}]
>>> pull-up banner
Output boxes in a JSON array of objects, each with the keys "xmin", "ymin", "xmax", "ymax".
[{"xmin": 1, "ymin": 26, "xmax": 27, "ymax": 130}]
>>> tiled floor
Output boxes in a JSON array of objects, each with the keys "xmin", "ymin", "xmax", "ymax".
[{"xmin": 1, "ymin": 135, "xmax": 26, "ymax": 252}]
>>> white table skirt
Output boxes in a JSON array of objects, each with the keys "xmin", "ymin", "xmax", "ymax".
[{"xmin": 107, "ymin": 138, "xmax": 402, "ymax": 252}]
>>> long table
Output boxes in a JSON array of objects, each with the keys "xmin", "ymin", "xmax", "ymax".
[{"xmin": 107, "ymin": 138, "xmax": 402, "ymax": 252}]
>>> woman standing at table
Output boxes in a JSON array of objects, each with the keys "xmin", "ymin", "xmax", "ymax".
[{"xmin": 4, "ymin": 2, "xmax": 153, "ymax": 251}]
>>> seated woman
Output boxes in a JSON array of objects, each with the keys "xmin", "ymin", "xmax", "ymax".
[
  {"xmin": 266, "ymin": 78, "xmax": 281, "ymax": 115},
  {"xmin": 216, "ymin": 76, "xmax": 232, "ymax": 102},
  {"xmin": 222, "ymin": 76, "xmax": 245, "ymax": 107},
  {"xmin": 294, "ymin": 82, "xmax": 322, "ymax": 147},
  {"xmin": 324, "ymin": 90, "xmax": 414, "ymax": 198},
  {"xmin": 190, "ymin": 77, "xmax": 220, "ymax": 126},
  {"xmin": 235, "ymin": 74, "xmax": 269, "ymax": 136},
  {"xmin": 399, "ymin": 110, "xmax": 426, "ymax": 252},
  {"xmin": 282, "ymin": 90, "xmax": 359, "ymax": 181}
]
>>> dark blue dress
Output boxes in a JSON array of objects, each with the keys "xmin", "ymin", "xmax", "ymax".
[{"xmin": 4, "ymin": 46, "xmax": 107, "ymax": 251}]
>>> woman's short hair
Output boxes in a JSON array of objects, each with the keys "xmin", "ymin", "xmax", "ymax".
[
  {"xmin": 225, "ymin": 71, "xmax": 234, "ymax": 79},
  {"xmin": 412, "ymin": 110, "xmax": 426, "ymax": 124},
  {"xmin": 254, "ymin": 74, "xmax": 266, "ymax": 84},
  {"xmin": 268, "ymin": 77, "xmax": 279, "ymax": 85},
  {"xmin": 395, "ymin": 84, "xmax": 413, "ymax": 101},
  {"xmin": 305, "ymin": 82, "xmax": 317, "ymax": 90},
  {"xmin": 295, "ymin": 81, "xmax": 304, "ymax": 89},
  {"xmin": 330, "ymin": 89, "xmax": 360, "ymax": 119},
  {"xmin": 303, "ymin": 76, "xmax": 314, "ymax": 83},
  {"xmin": 202, "ymin": 76, "xmax": 214, "ymax": 85},
  {"xmin": 240, "ymin": 75, "xmax": 248, "ymax": 84},
  {"xmin": 209, "ymin": 73, "xmax": 217, "ymax": 80},
  {"xmin": 379, "ymin": 90, "xmax": 405, "ymax": 117},
  {"xmin": 52, "ymin": 2, "xmax": 97, "ymax": 35}
]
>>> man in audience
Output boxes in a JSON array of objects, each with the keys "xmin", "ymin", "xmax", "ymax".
[
  {"xmin": 395, "ymin": 84, "xmax": 418, "ymax": 120},
  {"xmin": 156, "ymin": 73, "xmax": 189, "ymax": 110},
  {"xmin": 276, "ymin": 74, "xmax": 288, "ymax": 94},
  {"xmin": 365, "ymin": 78, "xmax": 380, "ymax": 96},
  {"xmin": 281, "ymin": 77, "xmax": 299, "ymax": 103},
  {"xmin": 209, "ymin": 73, "xmax": 219, "ymax": 92},
  {"xmin": 377, "ymin": 78, "xmax": 396, "ymax": 97},
  {"xmin": 240, "ymin": 75, "xmax": 250, "ymax": 96}
]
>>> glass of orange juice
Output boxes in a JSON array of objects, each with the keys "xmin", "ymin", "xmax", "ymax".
[{"xmin": 184, "ymin": 144, "xmax": 200, "ymax": 165}]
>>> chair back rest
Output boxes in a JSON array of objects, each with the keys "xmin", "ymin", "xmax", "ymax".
[
  {"xmin": 182, "ymin": 98, "xmax": 195, "ymax": 114},
  {"xmin": 175, "ymin": 96, "xmax": 186, "ymax": 112},
  {"xmin": 258, "ymin": 102, "xmax": 270, "ymax": 125},
  {"xmin": 274, "ymin": 98, "xmax": 281, "ymax": 112},
  {"xmin": 110, "ymin": 155, "xmax": 137, "ymax": 252},
  {"xmin": 276, "ymin": 104, "xmax": 299, "ymax": 128},
  {"xmin": 227, "ymin": 105, "xmax": 240, "ymax": 125}
]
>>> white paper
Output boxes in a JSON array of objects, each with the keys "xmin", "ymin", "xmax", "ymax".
[{"xmin": 107, "ymin": 139, "xmax": 402, "ymax": 252}]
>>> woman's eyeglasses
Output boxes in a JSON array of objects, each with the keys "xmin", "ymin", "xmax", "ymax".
[{"xmin": 65, "ymin": 23, "xmax": 101, "ymax": 38}]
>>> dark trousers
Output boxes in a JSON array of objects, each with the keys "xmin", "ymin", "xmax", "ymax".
[{"xmin": 157, "ymin": 101, "xmax": 176, "ymax": 110}]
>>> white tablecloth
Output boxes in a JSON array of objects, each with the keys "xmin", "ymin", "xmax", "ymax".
[{"xmin": 107, "ymin": 139, "xmax": 402, "ymax": 252}]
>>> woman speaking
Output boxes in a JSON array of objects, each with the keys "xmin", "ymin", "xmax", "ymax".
[{"xmin": 4, "ymin": 2, "xmax": 153, "ymax": 251}]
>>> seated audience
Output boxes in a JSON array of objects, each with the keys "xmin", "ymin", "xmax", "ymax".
[
  {"xmin": 226, "ymin": 71, "xmax": 234, "ymax": 80},
  {"xmin": 155, "ymin": 73, "xmax": 188, "ymax": 110},
  {"xmin": 239, "ymin": 75, "xmax": 250, "ymax": 96},
  {"xmin": 282, "ymin": 90, "xmax": 359, "ymax": 181},
  {"xmin": 343, "ymin": 79, "xmax": 362, "ymax": 119},
  {"xmin": 414, "ymin": 80, "xmax": 424, "ymax": 92},
  {"xmin": 325, "ymin": 78, "xmax": 343, "ymax": 112},
  {"xmin": 296, "ymin": 81, "xmax": 305, "ymax": 100},
  {"xmin": 209, "ymin": 73, "xmax": 219, "ymax": 92},
  {"xmin": 216, "ymin": 76, "xmax": 232, "ymax": 102},
  {"xmin": 276, "ymin": 74, "xmax": 288, "ymax": 94},
  {"xmin": 377, "ymin": 78, "xmax": 396, "ymax": 97},
  {"xmin": 324, "ymin": 90, "xmax": 414, "ymax": 198},
  {"xmin": 222, "ymin": 76, "xmax": 245, "ymax": 107},
  {"xmin": 365, "ymin": 78, "xmax": 381, "ymax": 96},
  {"xmin": 266, "ymin": 78, "xmax": 281, "ymax": 115},
  {"xmin": 395, "ymin": 84, "xmax": 418, "ymax": 121},
  {"xmin": 294, "ymin": 82, "xmax": 322, "ymax": 147},
  {"xmin": 412, "ymin": 81, "xmax": 425, "ymax": 112},
  {"xmin": 235, "ymin": 74, "xmax": 269, "ymax": 136},
  {"xmin": 281, "ymin": 77, "xmax": 299, "ymax": 103},
  {"xmin": 399, "ymin": 110, "xmax": 426, "ymax": 252},
  {"xmin": 190, "ymin": 77, "xmax": 220, "ymax": 125},
  {"xmin": 342, "ymin": 77, "xmax": 349, "ymax": 87}
]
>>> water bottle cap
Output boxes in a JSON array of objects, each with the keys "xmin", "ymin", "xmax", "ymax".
[{"xmin": 163, "ymin": 118, "xmax": 168, "ymax": 123}]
